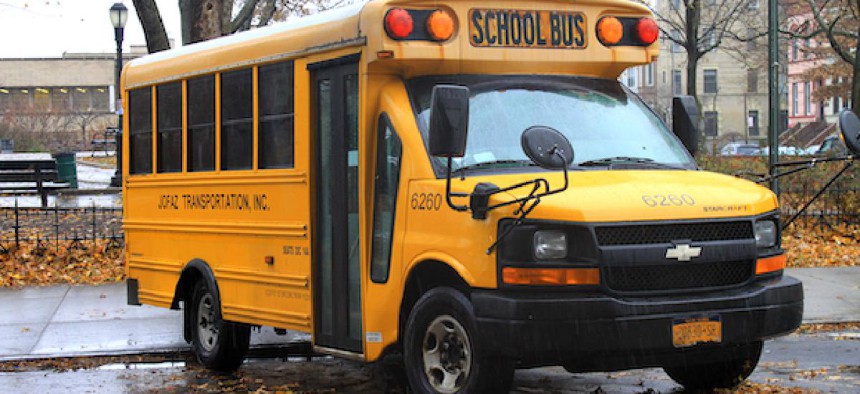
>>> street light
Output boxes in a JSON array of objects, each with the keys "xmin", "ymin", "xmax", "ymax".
[{"xmin": 109, "ymin": 2, "xmax": 127, "ymax": 188}]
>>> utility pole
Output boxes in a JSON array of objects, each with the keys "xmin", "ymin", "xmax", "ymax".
[{"xmin": 767, "ymin": 0, "xmax": 780, "ymax": 195}]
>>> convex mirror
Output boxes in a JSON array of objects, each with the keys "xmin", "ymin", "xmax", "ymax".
[
  {"xmin": 521, "ymin": 126, "xmax": 574, "ymax": 169},
  {"xmin": 838, "ymin": 109, "xmax": 860, "ymax": 156}
]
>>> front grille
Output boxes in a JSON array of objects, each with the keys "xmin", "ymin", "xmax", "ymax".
[
  {"xmin": 595, "ymin": 221, "xmax": 753, "ymax": 246},
  {"xmin": 604, "ymin": 260, "xmax": 753, "ymax": 293}
]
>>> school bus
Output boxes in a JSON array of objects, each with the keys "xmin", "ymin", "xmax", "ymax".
[{"xmin": 123, "ymin": 0, "xmax": 804, "ymax": 392}]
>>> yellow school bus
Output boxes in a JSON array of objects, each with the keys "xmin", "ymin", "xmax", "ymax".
[{"xmin": 123, "ymin": 0, "xmax": 803, "ymax": 392}]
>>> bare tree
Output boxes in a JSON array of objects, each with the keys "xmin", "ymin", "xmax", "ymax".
[
  {"xmin": 0, "ymin": 106, "xmax": 75, "ymax": 152},
  {"xmin": 647, "ymin": 0, "xmax": 763, "ymax": 101},
  {"xmin": 133, "ymin": 0, "xmax": 349, "ymax": 53},
  {"xmin": 132, "ymin": 0, "xmax": 171, "ymax": 53},
  {"xmin": 782, "ymin": 0, "xmax": 860, "ymax": 114}
]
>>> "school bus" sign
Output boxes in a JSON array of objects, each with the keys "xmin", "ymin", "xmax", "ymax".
[{"xmin": 469, "ymin": 9, "xmax": 587, "ymax": 49}]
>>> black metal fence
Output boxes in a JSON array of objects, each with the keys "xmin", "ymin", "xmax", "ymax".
[
  {"xmin": 0, "ymin": 202, "xmax": 123, "ymax": 253},
  {"xmin": 776, "ymin": 161, "xmax": 858, "ymax": 229}
]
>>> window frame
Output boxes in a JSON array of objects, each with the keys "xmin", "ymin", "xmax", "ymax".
[
  {"xmin": 156, "ymin": 82, "xmax": 183, "ymax": 173},
  {"xmin": 258, "ymin": 61, "xmax": 296, "ymax": 169},
  {"xmin": 128, "ymin": 87, "xmax": 153, "ymax": 175},
  {"xmin": 370, "ymin": 114, "xmax": 403, "ymax": 284},
  {"xmin": 704, "ymin": 110, "xmax": 719, "ymax": 137},
  {"xmin": 187, "ymin": 75, "xmax": 217, "ymax": 172},
  {"xmin": 703, "ymin": 69, "xmax": 718, "ymax": 94},
  {"xmin": 220, "ymin": 68, "xmax": 254, "ymax": 171}
]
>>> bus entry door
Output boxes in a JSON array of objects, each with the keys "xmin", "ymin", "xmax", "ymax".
[{"xmin": 311, "ymin": 57, "xmax": 362, "ymax": 353}]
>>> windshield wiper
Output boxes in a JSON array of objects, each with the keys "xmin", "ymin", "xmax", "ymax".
[
  {"xmin": 452, "ymin": 160, "xmax": 537, "ymax": 175},
  {"xmin": 577, "ymin": 156, "xmax": 683, "ymax": 169}
]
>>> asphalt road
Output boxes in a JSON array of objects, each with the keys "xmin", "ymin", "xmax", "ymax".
[{"xmin": 0, "ymin": 329, "xmax": 857, "ymax": 393}]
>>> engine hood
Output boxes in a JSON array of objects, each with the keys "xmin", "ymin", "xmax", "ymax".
[{"xmin": 459, "ymin": 169, "xmax": 779, "ymax": 223}]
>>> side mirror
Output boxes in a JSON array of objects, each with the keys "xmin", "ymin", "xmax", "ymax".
[
  {"xmin": 673, "ymin": 96, "xmax": 699, "ymax": 156},
  {"xmin": 838, "ymin": 109, "xmax": 860, "ymax": 155},
  {"xmin": 521, "ymin": 126, "xmax": 574, "ymax": 169},
  {"xmin": 428, "ymin": 85, "xmax": 470, "ymax": 158}
]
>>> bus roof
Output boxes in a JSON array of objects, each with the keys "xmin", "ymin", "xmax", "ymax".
[{"xmin": 124, "ymin": 0, "xmax": 657, "ymax": 88}]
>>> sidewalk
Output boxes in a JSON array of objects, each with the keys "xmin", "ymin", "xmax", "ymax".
[
  {"xmin": 0, "ymin": 267, "xmax": 858, "ymax": 361},
  {"xmin": 0, "ymin": 283, "xmax": 305, "ymax": 361}
]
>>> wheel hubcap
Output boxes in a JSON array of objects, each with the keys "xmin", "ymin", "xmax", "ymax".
[
  {"xmin": 422, "ymin": 315, "xmax": 472, "ymax": 393},
  {"xmin": 197, "ymin": 293, "xmax": 219, "ymax": 352}
]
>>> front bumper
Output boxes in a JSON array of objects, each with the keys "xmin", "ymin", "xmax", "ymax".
[{"xmin": 472, "ymin": 275, "xmax": 803, "ymax": 370}]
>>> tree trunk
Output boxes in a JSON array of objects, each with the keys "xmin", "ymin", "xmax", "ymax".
[
  {"xmin": 684, "ymin": 0, "xmax": 700, "ymax": 99},
  {"xmin": 852, "ymin": 21, "xmax": 860, "ymax": 115},
  {"xmin": 189, "ymin": 0, "xmax": 225, "ymax": 44},
  {"xmin": 131, "ymin": 0, "xmax": 170, "ymax": 53}
]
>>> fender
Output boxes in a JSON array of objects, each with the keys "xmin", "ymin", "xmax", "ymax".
[
  {"xmin": 403, "ymin": 251, "xmax": 478, "ymax": 289},
  {"xmin": 173, "ymin": 259, "xmax": 221, "ymax": 343}
]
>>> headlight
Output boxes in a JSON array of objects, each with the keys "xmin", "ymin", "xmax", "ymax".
[
  {"xmin": 534, "ymin": 230, "xmax": 567, "ymax": 259},
  {"xmin": 754, "ymin": 220, "xmax": 777, "ymax": 248}
]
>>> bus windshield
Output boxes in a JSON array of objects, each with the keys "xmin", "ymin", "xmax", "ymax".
[{"xmin": 408, "ymin": 75, "xmax": 696, "ymax": 174}]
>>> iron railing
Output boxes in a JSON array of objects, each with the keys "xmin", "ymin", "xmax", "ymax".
[{"xmin": 0, "ymin": 201, "xmax": 123, "ymax": 253}]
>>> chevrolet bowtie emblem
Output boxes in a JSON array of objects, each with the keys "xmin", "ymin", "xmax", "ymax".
[{"xmin": 665, "ymin": 244, "xmax": 702, "ymax": 261}]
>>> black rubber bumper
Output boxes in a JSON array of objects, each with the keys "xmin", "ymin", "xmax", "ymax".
[{"xmin": 472, "ymin": 275, "xmax": 803, "ymax": 369}]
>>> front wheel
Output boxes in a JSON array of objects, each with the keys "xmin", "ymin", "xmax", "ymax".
[
  {"xmin": 403, "ymin": 287, "xmax": 514, "ymax": 394},
  {"xmin": 190, "ymin": 280, "xmax": 250, "ymax": 371},
  {"xmin": 663, "ymin": 341, "xmax": 763, "ymax": 390}
]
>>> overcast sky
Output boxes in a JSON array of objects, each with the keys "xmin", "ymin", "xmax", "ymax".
[{"xmin": 0, "ymin": 0, "xmax": 182, "ymax": 58}]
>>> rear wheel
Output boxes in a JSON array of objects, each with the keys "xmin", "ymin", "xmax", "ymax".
[
  {"xmin": 403, "ymin": 287, "xmax": 514, "ymax": 393},
  {"xmin": 190, "ymin": 280, "xmax": 250, "ymax": 371},
  {"xmin": 663, "ymin": 341, "xmax": 763, "ymax": 390}
]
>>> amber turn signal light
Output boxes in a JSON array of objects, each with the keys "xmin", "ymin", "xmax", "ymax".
[
  {"xmin": 636, "ymin": 18, "xmax": 659, "ymax": 45},
  {"xmin": 597, "ymin": 16, "xmax": 623, "ymax": 45},
  {"xmin": 756, "ymin": 254, "xmax": 786, "ymax": 275},
  {"xmin": 427, "ymin": 10, "xmax": 455, "ymax": 41},
  {"xmin": 385, "ymin": 8, "xmax": 414, "ymax": 40},
  {"xmin": 502, "ymin": 267, "xmax": 600, "ymax": 286}
]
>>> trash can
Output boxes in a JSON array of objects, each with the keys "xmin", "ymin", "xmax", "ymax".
[{"xmin": 53, "ymin": 152, "xmax": 78, "ymax": 189}]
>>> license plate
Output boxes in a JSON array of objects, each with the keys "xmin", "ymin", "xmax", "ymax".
[
  {"xmin": 468, "ymin": 9, "xmax": 588, "ymax": 49},
  {"xmin": 672, "ymin": 316, "xmax": 722, "ymax": 348}
]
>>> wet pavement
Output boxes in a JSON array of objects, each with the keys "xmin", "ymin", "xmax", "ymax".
[
  {"xmin": 0, "ymin": 328, "xmax": 858, "ymax": 393},
  {"xmin": 0, "ymin": 284, "xmax": 304, "ymax": 360},
  {"xmin": 0, "ymin": 269, "xmax": 857, "ymax": 392},
  {"xmin": 1, "ymin": 268, "xmax": 857, "ymax": 361}
]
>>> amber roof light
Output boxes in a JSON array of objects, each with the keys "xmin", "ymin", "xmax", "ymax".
[
  {"xmin": 597, "ymin": 17, "xmax": 624, "ymax": 45},
  {"xmin": 427, "ymin": 10, "xmax": 455, "ymax": 41}
]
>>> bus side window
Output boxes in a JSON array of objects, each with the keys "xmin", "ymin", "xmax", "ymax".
[
  {"xmin": 156, "ymin": 82, "xmax": 182, "ymax": 173},
  {"xmin": 129, "ymin": 87, "xmax": 153, "ymax": 175},
  {"xmin": 370, "ymin": 115, "xmax": 402, "ymax": 283},
  {"xmin": 258, "ymin": 61, "xmax": 295, "ymax": 169},
  {"xmin": 221, "ymin": 68, "xmax": 253, "ymax": 170},
  {"xmin": 188, "ymin": 75, "xmax": 215, "ymax": 172}
]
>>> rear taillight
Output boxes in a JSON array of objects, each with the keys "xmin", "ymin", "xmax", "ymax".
[
  {"xmin": 384, "ymin": 8, "xmax": 414, "ymax": 40},
  {"xmin": 635, "ymin": 18, "xmax": 659, "ymax": 45}
]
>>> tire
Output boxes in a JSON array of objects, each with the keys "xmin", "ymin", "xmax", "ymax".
[
  {"xmin": 403, "ymin": 287, "xmax": 514, "ymax": 394},
  {"xmin": 663, "ymin": 341, "xmax": 763, "ymax": 390},
  {"xmin": 190, "ymin": 280, "xmax": 250, "ymax": 372}
]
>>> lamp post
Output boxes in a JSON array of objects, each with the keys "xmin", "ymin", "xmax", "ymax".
[{"xmin": 109, "ymin": 2, "xmax": 128, "ymax": 188}]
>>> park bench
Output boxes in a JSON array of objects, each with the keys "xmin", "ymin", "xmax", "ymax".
[{"xmin": 0, "ymin": 159, "xmax": 70, "ymax": 207}]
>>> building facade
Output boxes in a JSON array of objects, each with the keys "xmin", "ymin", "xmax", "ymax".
[
  {"xmin": 0, "ymin": 48, "xmax": 145, "ymax": 151},
  {"xmin": 628, "ymin": 0, "xmax": 775, "ymax": 153},
  {"xmin": 784, "ymin": 2, "xmax": 849, "ymax": 128}
]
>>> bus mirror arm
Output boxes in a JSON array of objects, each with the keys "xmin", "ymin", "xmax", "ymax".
[
  {"xmin": 443, "ymin": 156, "xmax": 470, "ymax": 213},
  {"xmin": 484, "ymin": 150, "xmax": 570, "ymax": 255}
]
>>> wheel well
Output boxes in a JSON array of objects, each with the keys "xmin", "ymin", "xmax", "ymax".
[
  {"xmin": 173, "ymin": 259, "xmax": 218, "ymax": 343},
  {"xmin": 399, "ymin": 261, "xmax": 470, "ymax": 342}
]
